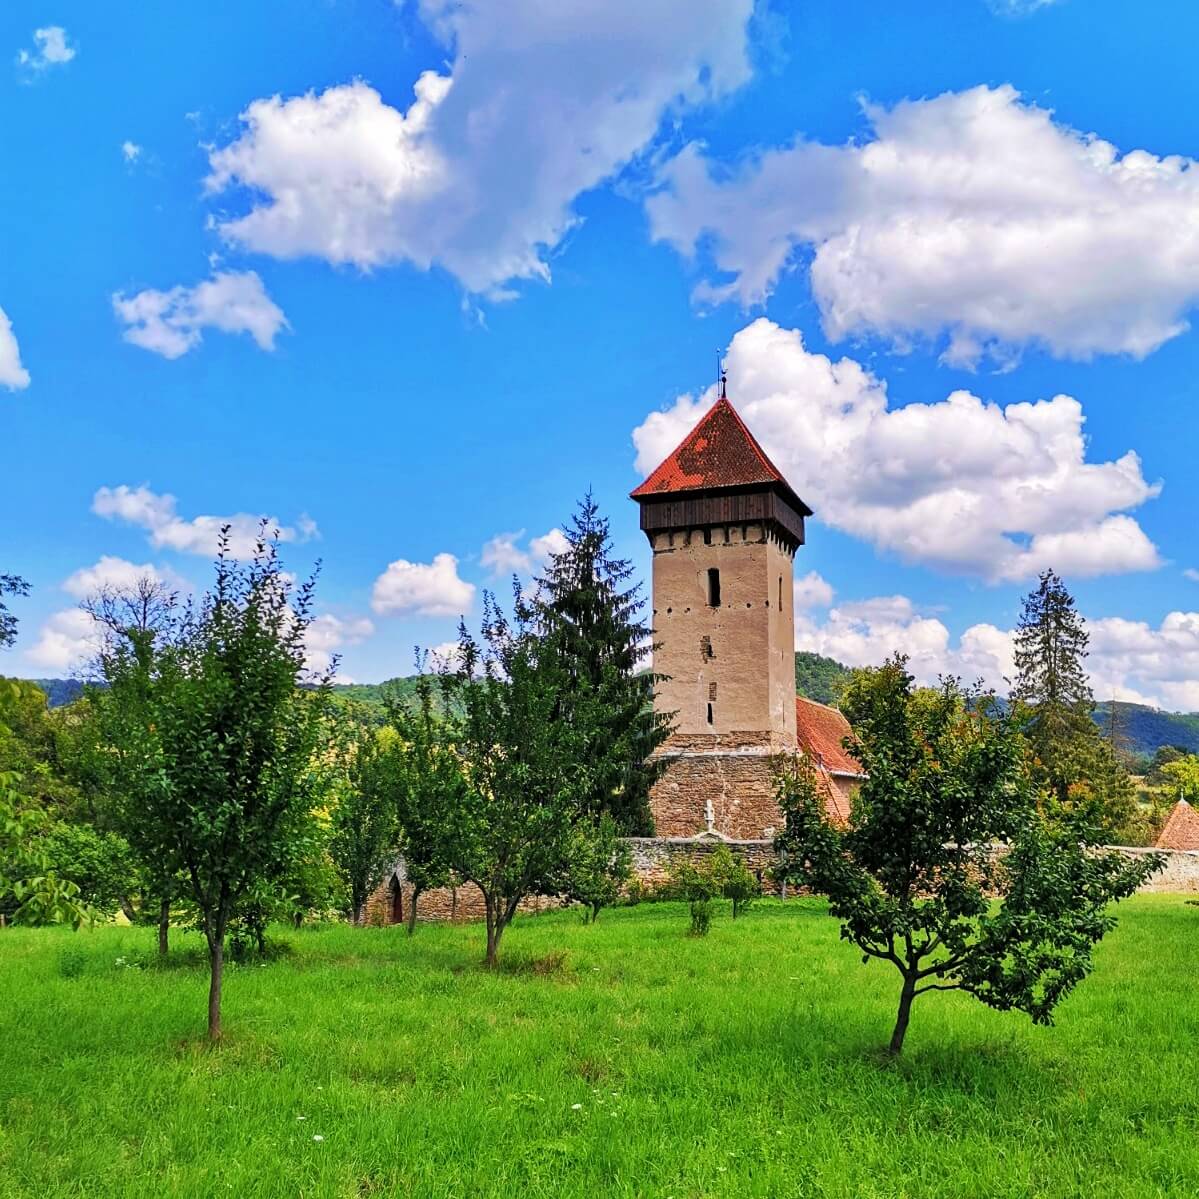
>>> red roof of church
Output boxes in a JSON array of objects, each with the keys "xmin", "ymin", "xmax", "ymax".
[
  {"xmin": 1156, "ymin": 798, "xmax": 1199, "ymax": 851},
  {"xmin": 794, "ymin": 696, "xmax": 861, "ymax": 777},
  {"xmin": 631, "ymin": 396, "xmax": 810, "ymax": 513}
]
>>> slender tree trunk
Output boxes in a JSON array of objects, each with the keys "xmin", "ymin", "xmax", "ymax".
[
  {"xmin": 450, "ymin": 886, "xmax": 458, "ymax": 920},
  {"xmin": 484, "ymin": 898, "xmax": 499, "ymax": 968},
  {"xmin": 353, "ymin": 897, "xmax": 365, "ymax": 926},
  {"xmin": 406, "ymin": 886, "xmax": 422, "ymax": 937},
  {"xmin": 888, "ymin": 975, "xmax": 917, "ymax": 1056},
  {"xmin": 591, "ymin": 902, "xmax": 601, "ymax": 923},
  {"xmin": 207, "ymin": 935, "xmax": 224, "ymax": 1042},
  {"xmin": 119, "ymin": 895, "xmax": 138, "ymax": 923},
  {"xmin": 157, "ymin": 898, "xmax": 170, "ymax": 957}
]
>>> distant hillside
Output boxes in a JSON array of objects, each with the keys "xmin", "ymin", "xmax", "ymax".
[
  {"xmin": 22, "ymin": 673, "xmax": 1199, "ymax": 761},
  {"xmin": 29, "ymin": 678, "xmax": 86, "ymax": 707},
  {"xmin": 794, "ymin": 652, "xmax": 851, "ymax": 706},
  {"xmin": 1096, "ymin": 701, "xmax": 1199, "ymax": 758}
]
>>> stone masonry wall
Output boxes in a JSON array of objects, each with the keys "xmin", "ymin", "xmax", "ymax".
[
  {"xmin": 362, "ymin": 842, "xmax": 1199, "ymax": 927},
  {"xmin": 362, "ymin": 862, "xmax": 561, "ymax": 926},
  {"xmin": 650, "ymin": 747, "xmax": 791, "ymax": 839}
]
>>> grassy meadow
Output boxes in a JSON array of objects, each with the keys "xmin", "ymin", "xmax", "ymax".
[{"xmin": 1, "ymin": 896, "xmax": 1197, "ymax": 1198}]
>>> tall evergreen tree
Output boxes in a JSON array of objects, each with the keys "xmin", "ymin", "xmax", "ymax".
[
  {"xmin": 532, "ymin": 494, "xmax": 672, "ymax": 834},
  {"xmin": 1012, "ymin": 569, "xmax": 1137, "ymax": 837}
]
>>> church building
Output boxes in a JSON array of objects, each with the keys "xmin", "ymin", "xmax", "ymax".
[{"xmin": 631, "ymin": 386, "xmax": 859, "ymax": 840}]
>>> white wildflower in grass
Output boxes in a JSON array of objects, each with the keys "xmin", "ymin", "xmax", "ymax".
[
  {"xmin": 312, "ymin": 1135, "xmax": 324, "ymax": 1142},
  {"xmin": 570, "ymin": 1104, "xmax": 582, "ymax": 1111},
  {"xmin": 296, "ymin": 1116, "xmax": 306, "ymax": 1121}
]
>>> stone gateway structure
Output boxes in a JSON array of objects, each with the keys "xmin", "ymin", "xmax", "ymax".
[{"xmin": 631, "ymin": 386, "xmax": 854, "ymax": 840}]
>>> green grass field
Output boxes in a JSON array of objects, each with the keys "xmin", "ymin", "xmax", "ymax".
[{"xmin": 1, "ymin": 897, "xmax": 1197, "ymax": 1198}]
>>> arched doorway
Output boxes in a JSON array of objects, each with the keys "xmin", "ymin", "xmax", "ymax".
[{"xmin": 388, "ymin": 875, "xmax": 403, "ymax": 925}]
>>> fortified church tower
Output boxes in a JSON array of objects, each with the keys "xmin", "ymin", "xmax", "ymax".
[{"xmin": 631, "ymin": 385, "xmax": 816, "ymax": 840}]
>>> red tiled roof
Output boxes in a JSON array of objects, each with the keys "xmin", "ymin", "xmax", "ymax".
[
  {"xmin": 631, "ymin": 396, "xmax": 805, "ymax": 506},
  {"xmin": 794, "ymin": 696, "xmax": 861, "ymax": 777},
  {"xmin": 1156, "ymin": 798, "xmax": 1199, "ymax": 851}
]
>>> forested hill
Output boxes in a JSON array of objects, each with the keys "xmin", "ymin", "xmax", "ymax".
[
  {"xmin": 794, "ymin": 652, "xmax": 852, "ymax": 706},
  {"xmin": 23, "ymin": 669, "xmax": 1199, "ymax": 758},
  {"xmin": 1095, "ymin": 701, "xmax": 1199, "ymax": 756}
]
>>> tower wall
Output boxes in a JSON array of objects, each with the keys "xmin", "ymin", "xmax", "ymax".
[{"xmin": 649, "ymin": 521, "xmax": 796, "ymax": 746}]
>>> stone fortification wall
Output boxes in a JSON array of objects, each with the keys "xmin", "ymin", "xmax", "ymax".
[
  {"xmin": 362, "ymin": 843, "xmax": 1199, "ymax": 927},
  {"xmin": 649, "ymin": 747, "xmax": 788, "ymax": 839},
  {"xmin": 362, "ymin": 864, "xmax": 560, "ymax": 927}
]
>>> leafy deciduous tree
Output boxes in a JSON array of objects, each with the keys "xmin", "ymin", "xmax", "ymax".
[
  {"xmin": 445, "ymin": 592, "xmax": 591, "ymax": 967},
  {"xmin": 562, "ymin": 813, "xmax": 632, "ymax": 923},
  {"xmin": 776, "ymin": 656, "xmax": 1160, "ymax": 1056},
  {"xmin": 97, "ymin": 530, "xmax": 331, "ymax": 1039},
  {"xmin": 329, "ymin": 711, "xmax": 400, "ymax": 924},
  {"xmin": 0, "ymin": 575, "xmax": 30, "ymax": 650}
]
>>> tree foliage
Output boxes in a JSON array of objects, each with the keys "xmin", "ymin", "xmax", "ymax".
[
  {"xmin": 1161, "ymin": 754, "xmax": 1199, "ymax": 802},
  {"xmin": 328, "ymin": 708, "xmax": 399, "ymax": 924},
  {"xmin": 776, "ymin": 656, "xmax": 1160, "ymax": 1055},
  {"xmin": 96, "ymin": 530, "xmax": 332, "ymax": 1038},
  {"xmin": 532, "ymin": 494, "xmax": 671, "ymax": 835},
  {"xmin": 1012, "ymin": 570, "xmax": 1139, "ymax": 839},
  {"xmin": 0, "ymin": 771, "xmax": 91, "ymax": 927},
  {"xmin": 562, "ymin": 813, "xmax": 632, "ymax": 923},
  {"xmin": 385, "ymin": 674, "xmax": 469, "ymax": 934},
  {"xmin": 442, "ymin": 591, "xmax": 592, "ymax": 966},
  {"xmin": 0, "ymin": 574, "xmax": 30, "ymax": 650}
]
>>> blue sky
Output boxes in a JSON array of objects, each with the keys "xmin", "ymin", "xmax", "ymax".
[{"xmin": 3, "ymin": 0, "xmax": 1199, "ymax": 708}]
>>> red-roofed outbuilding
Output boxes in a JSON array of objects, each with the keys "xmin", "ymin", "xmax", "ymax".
[
  {"xmin": 794, "ymin": 696, "xmax": 862, "ymax": 824},
  {"xmin": 1156, "ymin": 798, "xmax": 1199, "ymax": 851}
]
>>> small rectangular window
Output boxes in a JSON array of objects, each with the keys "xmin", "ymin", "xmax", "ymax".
[
  {"xmin": 707, "ymin": 567, "xmax": 721, "ymax": 607},
  {"xmin": 706, "ymin": 702, "xmax": 714, "ymax": 725},
  {"xmin": 778, "ymin": 575, "xmax": 783, "ymax": 609},
  {"xmin": 708, "ymin": 682, "xmax": 718, "ymax": 701}
]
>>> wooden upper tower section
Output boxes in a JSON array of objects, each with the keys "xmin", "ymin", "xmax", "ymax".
[{"xmin": 631, "ymin": 394, "xmax": 811, "ymax": 549}]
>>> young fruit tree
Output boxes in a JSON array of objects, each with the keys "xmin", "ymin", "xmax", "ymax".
[
  {"xmin": 775, "ymin": 656, "xmax": 1161, "ymax": 1056},
  {"xmin": 328, "ymin": 708, "xmax": 400, "ymax": 924},
  {"xmin": 561, "ymin": 813, "xmax": 633, "ymax": 924},
  {"xmin": 96, "ymin": 530, "xmax": 331, "ymax": 1039},
  {"xmin": 443, "ymin": 591, "xmax": 593, "ymax": 967},
  {"xmin": 384, "ymin": 674, "xmax": 469, "ymax": 935}
]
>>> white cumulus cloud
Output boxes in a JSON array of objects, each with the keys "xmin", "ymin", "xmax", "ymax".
[
  {"xmin": 796, "ymin": 595, "xmax": 1016, "ymax": 696},
  {"xmin": 648, "ymin": 84, "xmax": 1199, "ymax": 366},
  {"xmin": 122, "ymin": 141, "xmax": 142, "ymax": 164},
  {"xmin": 61, "ymin": 556, "xmax": 185, "ymax": 599},
  {"xmin": 633, "ymin": 318, "xmax": 1161, "ymax": 582},
  {"xmin": 0, "ymin": 306, "xmax": 30, "ymax": 390},
  {"xmin": 303, "ymin": 613, "xmax": 375, "ymax": 676},
  {"xmin": 793, "ymin": 570, "xmax": 835, "ymax": 611},
  {"xmin": 797, "ymin": 587, "xmax": 1199, "ymax": 713},
  {"xmin": 26, "ymin": 609, "xmax": 102, "ymax": 673},
  {"xmin": 204, "ymin": 0, "xmax": 753, "ymax": 296},
  {"xmin": 372, "ymin": 552, "xmax": 474, "ymax": 617},
  {"xmin": 480, "ymin": 527, "xmax": 568, "ymax": 577},
  {"xmin": 113, "ymin": 271, "xmax": 288, "ymax": 359},
  {"xmin": 17, "ymin": 26, "xmax": 75, "ymax": 73},
  {"xmin": 92, "ymin": 484, "xmax": 318, "ymax": 558}
]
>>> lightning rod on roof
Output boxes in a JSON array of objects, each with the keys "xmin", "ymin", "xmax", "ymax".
[{"xmin": 716, "ymin": 347, "xmax": 727, "ymax": 400}]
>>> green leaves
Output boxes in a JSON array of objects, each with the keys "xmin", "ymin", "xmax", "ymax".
[{"xmin": 775, "ymin": 656, "xmax": 1161, "ymax": 1054}]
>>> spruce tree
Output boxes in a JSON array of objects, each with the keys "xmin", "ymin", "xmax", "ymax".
[
  {"xmin": 1012, "ymin": 569, "xmax": 1138, "ymax": 837},
  {"xmin": 532, "ymin": 493, "xmax": 671, "ymax": 834}
]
